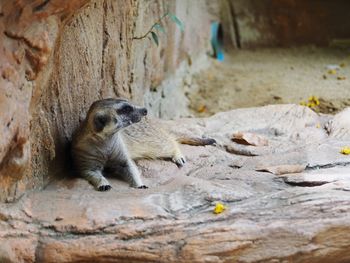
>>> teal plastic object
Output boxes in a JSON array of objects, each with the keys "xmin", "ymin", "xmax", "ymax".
[{"xmin": 211, "ymin": 22, "xmax": 224, "ymax": 61}]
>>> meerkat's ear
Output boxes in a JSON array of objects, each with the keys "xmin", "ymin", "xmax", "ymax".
[{"xmin": 93, "ymin": 114, "xmax": 111, "ymax": 132}]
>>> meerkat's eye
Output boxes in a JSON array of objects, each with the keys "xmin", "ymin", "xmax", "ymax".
[
  {"xmin": 93, "ymin": 114, "xmax": 111, "ymax": 132},
  {"xmin": 118, "ymin": 105, "xmax": 133, "ymax": 114}
]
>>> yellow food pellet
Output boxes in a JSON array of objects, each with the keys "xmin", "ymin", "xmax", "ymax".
[
  {"xmin": 301, "ymin": 96, "xmax": 320, "ymax": 108},
  {"xmin": 197, "ymin": 105, "xmax": 207, "ymax": 113},
  {"xmin": 213, "ymin": 203, "xmax": 226, "ymax": 214},
  {"xmin": 328, "ymin": 69, "xmax": 337, "ymax": 75},
  {"xmin": 307, "ymin": 96, "xmax": 320, "ymax": 106},
  {"xmin": 340, "ymin": 63, "xmax": 346, "ymax": 68},
  {"xmin": 316, "ymin": 123, "xmax": 321, "ymax": 128},
  {"xmin": 340, "ymin": 147, "xmax": 350, "ymax": 155},
  {"xmin": 307, "ymin": 102, "xmax": 316, "ymax": 108},
  {"xmin": 337, "ymin": 76, "xmax": 346, "ymax": 80}
]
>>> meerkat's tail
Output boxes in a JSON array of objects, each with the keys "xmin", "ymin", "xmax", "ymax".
[{"xmin": 177, "ymin": 137, "xmax": 216, "ymax": 146}]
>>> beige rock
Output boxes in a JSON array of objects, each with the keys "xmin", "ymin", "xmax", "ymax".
[
  {"xmin": 256, "ymin": 164, "xmax": 306, "ymax": 175},
  {"xmin": 232, "ymin": 132, "xmax": 269, "ymax": 146},
  {"xmin": 326, "ymin": 107, "xmax": 350, "ymax": 139}
]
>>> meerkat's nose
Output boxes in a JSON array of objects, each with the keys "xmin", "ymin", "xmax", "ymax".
[{"xmin": 141, "ymin": 108, "xmax": 148, "ymax": 116}]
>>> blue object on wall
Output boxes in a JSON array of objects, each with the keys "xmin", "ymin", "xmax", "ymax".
[{"xmin": 211, "ymin": 22, "xmax": 224, "ymax": 61}]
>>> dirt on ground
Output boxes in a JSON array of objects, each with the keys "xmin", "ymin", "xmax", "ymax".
[{"xmin": 187, "ymin": 47, "xmax": 350, "ymax": 117}]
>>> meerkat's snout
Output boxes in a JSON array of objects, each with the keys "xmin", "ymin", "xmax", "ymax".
[
  {"xmin": 141, "ymin": 108, "xmax": 147, "ymax": 116},
  {"xmin": 134, "ymin": 106, "xmax": 147, "ymax": 119},
  {"xmin": 127, "ymin": 106, "xmax": 147, "ymax": 125}
]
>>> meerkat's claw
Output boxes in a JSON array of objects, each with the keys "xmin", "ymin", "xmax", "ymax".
[
  {"xmin": 98, "ymin": 185, "xmax": 112, "ymax": 191},
  {"xmin": 180, "ymin": 157, "xmax": 186, "ymax": 165},
  {"xmin": 137, "ymin": 185, "xmax": 148, "ymax": 189}
]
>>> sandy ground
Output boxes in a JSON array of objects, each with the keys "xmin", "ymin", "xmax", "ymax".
[{"xmin": 188, "ymin": 47, "xmax": 350, "ymax": 117}]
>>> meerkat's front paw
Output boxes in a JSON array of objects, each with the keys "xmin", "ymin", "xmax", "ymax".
[
  {"xmin": 97, "ymin": 184, "xmax": 112, "ymax": 191},
  {"xmin": 137, "ymin": 185, "xmax": 148, "ymax": 189},
  {"xmin": 95, "ymin": 176, "xmax": 112, "ymax": 191},
  {"xmin": 173, "ymin": 155, "xmax": 186, "ymax": 167}
]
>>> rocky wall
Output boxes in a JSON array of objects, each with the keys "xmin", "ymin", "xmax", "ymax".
[{"xmin": 0, "ymin": 0, "xmax": 213, "ymax": 202}]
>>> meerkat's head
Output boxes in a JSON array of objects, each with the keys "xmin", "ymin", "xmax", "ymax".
[{"xmin": 87, "ymin": 98, "xmax": 147, "ymax": 136}]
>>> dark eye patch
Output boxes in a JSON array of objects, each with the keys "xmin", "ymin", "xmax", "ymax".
[
  {"xmin": 93, "ymin": 114, "xmax": 111, "ymax": 132},
  {"xmin": 117, "ymin": 105, "xmax": 133, "ymax": 114}
]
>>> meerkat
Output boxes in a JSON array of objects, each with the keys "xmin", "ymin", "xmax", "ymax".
[{"xmin": 71, "ymin": 98, "xmax": 215, "ymax": 191}]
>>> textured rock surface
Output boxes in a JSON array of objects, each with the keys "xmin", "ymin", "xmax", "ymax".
[
  {"xmin": 1, "ymin": 105, "xmax": 350, "ymax": 262},
  {"xmin": 0, "ymin": 0, "xmax": 213, "ymax": 202},
  {"xmin": 0, "ymin": 0, "xmax": 92, "ymax": 202}
]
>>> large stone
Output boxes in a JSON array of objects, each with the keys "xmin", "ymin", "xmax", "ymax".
[{"xmin": 1, "ymin": 105, "xmax": 350, "ymax": 262}]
